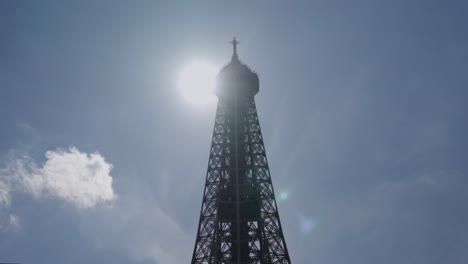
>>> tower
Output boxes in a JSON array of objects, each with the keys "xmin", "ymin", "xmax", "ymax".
[{"xmin": 192, "ymin": 38, "xmax": 291, "ymax": 263}]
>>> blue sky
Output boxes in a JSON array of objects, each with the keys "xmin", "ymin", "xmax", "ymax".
[{"xmin": 1, "ymin": 1, "xmax": 468, "ymax": 263}]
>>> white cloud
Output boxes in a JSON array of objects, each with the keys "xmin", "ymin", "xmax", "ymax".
[{"xmin": 1, "ymin": 147, "xmax": 116, "ymax": 209}]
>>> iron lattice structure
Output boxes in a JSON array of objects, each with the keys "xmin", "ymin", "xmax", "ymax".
[{"xmin": 192, "ymin": 39, "xmax": 291, "ymax": 264}]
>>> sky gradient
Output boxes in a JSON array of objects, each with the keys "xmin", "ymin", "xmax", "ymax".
[{"xmin": 1, "ymin": 1, "xmax": 468, "ymax": 263}]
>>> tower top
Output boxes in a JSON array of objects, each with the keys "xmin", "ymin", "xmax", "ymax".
[
  {"xmin": 230, "ymin": 37, "xmax": 239, "ymax": 60},
  {"xmin": 216, "ymin": 37, "xmax": 259, "ymax": 98}
]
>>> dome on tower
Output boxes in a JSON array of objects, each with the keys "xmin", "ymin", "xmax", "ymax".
[{"xmin": 215, "ymin": 38, "xmax": 259, "ymax": 98}]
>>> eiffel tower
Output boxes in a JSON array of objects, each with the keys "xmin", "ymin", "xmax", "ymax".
[{"xmin": 191, "ymin": 38, "xmax": 291, "ymax": 263}]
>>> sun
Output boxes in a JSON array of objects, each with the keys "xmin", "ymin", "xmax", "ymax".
[{"xmin": 178, "ymin": 61, "xmax": 218, "ymax": 105}]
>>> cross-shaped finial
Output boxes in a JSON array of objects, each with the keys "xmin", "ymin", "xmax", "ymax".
[{"xmin": 230, "ymin": 37, "xmax": 239, "ymax": 60}]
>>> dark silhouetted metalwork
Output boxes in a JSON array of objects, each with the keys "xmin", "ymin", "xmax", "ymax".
[{"xmin": 192, "ymin": 38, "xmax": 291, "ymax": 263}]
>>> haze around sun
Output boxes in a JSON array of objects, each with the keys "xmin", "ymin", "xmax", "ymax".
[{"xmin": 178, "ymin": 61, "xmax": 218, "ymax": 105}]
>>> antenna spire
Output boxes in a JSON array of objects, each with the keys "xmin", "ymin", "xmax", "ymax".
[{"xmin": 230, "ymin": 37, "xmax": 239, "ymax": 60}]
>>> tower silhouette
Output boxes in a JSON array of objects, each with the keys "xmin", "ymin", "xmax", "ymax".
[{"xmin": 192, "ymin": 38, "xmax": 291, "ymax": 264}]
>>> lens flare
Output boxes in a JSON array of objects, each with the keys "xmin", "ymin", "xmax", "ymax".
[
  {"xmin": 279, "ymin": 191, "xmax": 289, "ymax": 201},
  {"xmin": 298, "ymin": 215, "xmax": 318, "ymax": 234}
]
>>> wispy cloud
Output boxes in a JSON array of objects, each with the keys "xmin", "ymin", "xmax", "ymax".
[
  {"xmin": 1, "ymin": 147, "xmax": 117, "ymax": 209},
  {"xmin": 8, "ymin": 214, "xmax": 20, "ymax": 229},
  {"xmin": 80, "ymin": 186, "xmax": 192, "ymax": 264},
  {"xmin": 0, "ymin": 181, "xmax": 10, "ymax": 207}
]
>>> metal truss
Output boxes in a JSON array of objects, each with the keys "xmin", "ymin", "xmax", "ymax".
[{"xmin": 192, "ymin": 96, "xmax": 291, "ymax": 263}]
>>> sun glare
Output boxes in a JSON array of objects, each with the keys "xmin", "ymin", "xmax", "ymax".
[{"xmin": 178, "ymin": 61, "xmax": 218, "ymax": 105}]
